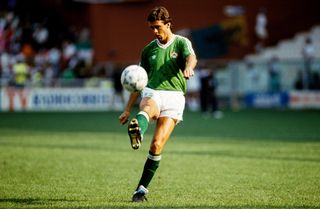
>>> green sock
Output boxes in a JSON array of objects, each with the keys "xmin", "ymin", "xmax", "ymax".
[
  {"xmin": 137, "ymin": 153, "xmax": 161, "ymax": 189},
  {"xmin": 136, "ymin": 112, "xmax": 149, "ymax": 135}
]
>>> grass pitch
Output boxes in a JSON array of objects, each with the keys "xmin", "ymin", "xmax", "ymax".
[{"xmin": 0, "ymin": 109, "xmax": 319, "ymax": 209}]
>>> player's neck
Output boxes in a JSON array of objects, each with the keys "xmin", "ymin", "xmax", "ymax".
[{"xmin": 161, "ymin": 32, "xmax": 174, "ymax": 44}]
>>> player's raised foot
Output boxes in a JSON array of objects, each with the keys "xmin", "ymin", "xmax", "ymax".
[
  {"xmin": 132, "ymin": 185, "xmax": 148, "ymax": 202},
  {"xmin": 128, "ymin": 118, "xmax": 142, "ymax": 150}
]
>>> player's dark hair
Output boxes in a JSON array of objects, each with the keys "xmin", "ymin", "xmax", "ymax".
[{"xmin": 147, "ymin": 6, "xmax": 173, "ymax": 29}]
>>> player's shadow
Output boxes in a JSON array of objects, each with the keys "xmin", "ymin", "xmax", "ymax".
[
  {"xmin": 0, "ymin": 197, "xmax": 80, "ymax": 206},
  {"xmin": 0, "ymin": 198, "xmax": 317, "ymax": 209},
  {"xmin": 167, "ymin": 149, "xmax": 320, "ymax": 163}
]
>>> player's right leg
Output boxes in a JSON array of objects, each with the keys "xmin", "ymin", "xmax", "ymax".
[
  {"xmin": 128, "ymin": 96, "xmax": 160, "ymax": 150},
  {"xmin": 128, "ymin": 118, "xmax": 143, "ymax": 149},
  {"xmin": 128, "ymin": 110, "xmax": 150, "ymax": 149}
]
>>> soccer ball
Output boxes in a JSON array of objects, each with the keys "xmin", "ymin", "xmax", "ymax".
[{"xmin": 120, "ymin": 65, "xmax": 148, "ymax": 92}]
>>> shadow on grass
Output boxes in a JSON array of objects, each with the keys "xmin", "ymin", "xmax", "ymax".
[
  {"xmin": 75, "ymin": 206, "xmax": 318, "ymax": 209},
  {"xmin": 1, "ymin": 140, "xmax": 319, "ymax": 164},
  {"xmin": 0, "ymin": 138, "xmax": 319, "ymax": 165},
  {"xmin": 0, "ymin": 198, "xmax": 319, "ymax": 209},
  {"xmin": 1, "ymin": 110, "xmax": 320, "ymax": 142},
  {"xmin": 0, "ymin": 141, "xmax": 125, "ymax": 152},
  {"xmin": 0, "ymin": 197, "xmax": 81, "ymax": 207},
  {"xmin": 0, "ymin": 197, "xmax": 80, "ymax": 202},
  {"xmin": 0, "ymin": 198, "xmax": 318, "ymax": 209},
  {"xmin": 167, "ymin": 150, "xmax": 320, "ymax": 163}
]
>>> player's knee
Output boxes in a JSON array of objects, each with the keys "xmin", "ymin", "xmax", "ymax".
[
  {"xmin": 140, "ymin": 105, "xmax": 151, "ymax": 115},
  {"xmin": 141, "ymin": 106, "xmax": 159, "ymax": 120},
  {"xmin": 140, "ymin": 98, "xmax": 159, "ymax": 118},
  {"xmin": 150, "ymin": 141, "xmax": 163, "ymax": 155}
]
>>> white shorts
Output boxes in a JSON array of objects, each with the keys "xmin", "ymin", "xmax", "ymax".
[{"xmin": 141, "ymin": 87, "xmax": 185, "ymax": 122}]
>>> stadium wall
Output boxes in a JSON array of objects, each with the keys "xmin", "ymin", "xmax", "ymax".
[
  {"xmin": 87, "ymin": 0, "xmax": 320, "ymax": 63},
  {"xmin": 7, "ymin": 0, "xmax": 320, "ymax": 63}
]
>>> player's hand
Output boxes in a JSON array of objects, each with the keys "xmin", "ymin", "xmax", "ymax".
[
  {"xmin": 119, "ymin": 111, "xmax": 130, "ymax": 125},
  {"xmin": 183, "ymin": 67, "xmax": 195, "ymax": 79}
]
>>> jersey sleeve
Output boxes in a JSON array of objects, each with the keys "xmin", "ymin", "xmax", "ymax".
[{"xmin": 180, "ymin": 37, "xmax": 196, "ymax": 58}]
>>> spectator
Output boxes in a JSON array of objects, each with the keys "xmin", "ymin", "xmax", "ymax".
[
  {"xmin": 199, "ymin": 67, "xmax": 211, "ymax": 115},
  {"xmin": 32, "ymin": 23, "xmax": 49, "ymax": 51},
  {"xmin": 210, "ymin": 72, "xmax": 223, "ymax": 119},
  {"xmin": 21, "ymin": 43, "xmax": 35, "ymax": 62},
  {"xmin": 294, "ymin": 70, "xmax": 304, "ymax": 90},
  {"xmin": 0, "ymin": 52, "xmax": 13, "ymax": 85},
  {"xmin": 76, "ymin": 27, "xmax": 93, "ymax": 66},
  {"xmin": 255, "ymin": 8, "xmax": 268, "ymax": 53},
  {"xmin": 47, "ymin": 46, "xmax": 61, "ymax": 77},
  {"xmin": 268, "ymin": 56, "xmax": 281, "ymax": 92},
  {"xmin": 12, "ymin": 54, "xmax": 29, "ymax": 88},
  {"xmin": 244, "ymin": 62, "xmax": 260, "ymax": 93},
  {"xmin": 30, "ymin": 63, "xmax": 43, "ymax": 88},
  {"xmin": 62, "ymin": 40, "xmax": 76, "ymax": 61},
  {"xmin": 301, "ymin": 36, "xmax": 315, "ymax": 89},
  {"xmin": 186, "ymin": 68, "xmax": 200, "ymax": 111},
  {"xmin": 310, "ymin": 72, "xmax": 320, "ymax": 90},
  {"xmin": 42, "ymin": 63, "xmax": 55, "ymax": 87},
  {"xmin": 199, "ymin": 68, "xmax": 223, "ymax": 118},
  {"xmin": 0, "ymin": 18, "xmax": 5, "ymax": 53}
]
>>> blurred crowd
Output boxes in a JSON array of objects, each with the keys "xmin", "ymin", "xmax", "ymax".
[
  {"xmin": 1, "ymin": 9, "xmax": 319, "ymax": 93},
  {"xmin": 0, "ymin": 10, "xmax": 95, "ymax": 88}
]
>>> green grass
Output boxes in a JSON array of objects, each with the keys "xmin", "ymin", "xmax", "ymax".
[{"xmin": 0, "ymin": 109, "xmax": 320, "ymax": 209}]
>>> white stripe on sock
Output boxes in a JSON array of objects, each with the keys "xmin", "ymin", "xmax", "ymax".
[
  {"xmin": 137, "ymin": 111, "xmax": 150, "ymax": 122},
  {"xmin": 148, "ymin": 154, "xmax": 162, "ymax": 161}
]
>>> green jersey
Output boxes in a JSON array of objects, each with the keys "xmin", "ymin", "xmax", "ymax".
[{"xmin": 140, "ymin": 34, "xmax": 195, "ymax": 94}]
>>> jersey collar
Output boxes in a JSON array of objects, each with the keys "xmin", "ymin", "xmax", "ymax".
[{"xmin": 156, "ymin": 34, "xmax": 176, "ymax": 49}]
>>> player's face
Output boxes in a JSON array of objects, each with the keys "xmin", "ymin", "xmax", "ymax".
[{"xmin": 148, "ymin": 20, "xmax": 171, "ymax": 44}]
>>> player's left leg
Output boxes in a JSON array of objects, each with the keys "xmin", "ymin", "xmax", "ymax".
[
  {"xmin": 149, "ymin": 117, "xmax": 176, "ymax": 155},
  {"xmin": 132, "ymin": 117, "xmax": 176, "ymax": 202}
]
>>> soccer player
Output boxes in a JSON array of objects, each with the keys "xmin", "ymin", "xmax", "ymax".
[{"xmin": 119, "ymin": 6, "xmax": 197, "ymax": 202}]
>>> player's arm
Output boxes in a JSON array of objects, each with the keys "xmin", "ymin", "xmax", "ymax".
[
  {"xmin": 183, "ymin": 54, "xmax": 197, "ymax": 79},
  {"xmin": 119, "ymin": 91, "xmax": 140, "ymax": 125}
]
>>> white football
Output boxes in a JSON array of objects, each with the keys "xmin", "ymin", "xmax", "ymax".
[{"xmin": 120, "ymin": 65, "xmax": 148, "ymax": 92}]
